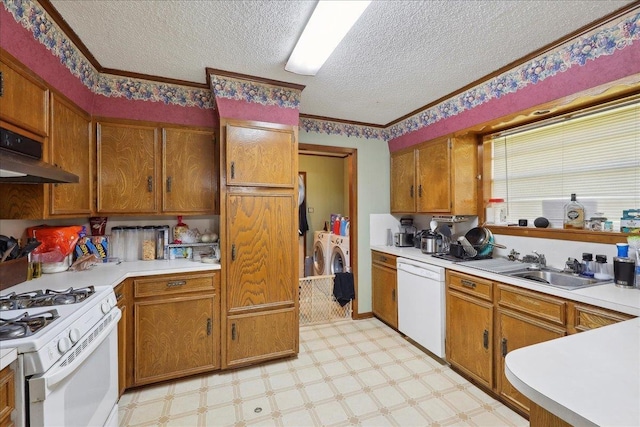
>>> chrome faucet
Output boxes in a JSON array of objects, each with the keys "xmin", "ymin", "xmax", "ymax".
[
  {"xmin": 522, "ymin": 250, "xmax": 546, "ymax": 270},
  {"xmin": 564, "ymin": 257, "xmax": 582, "ymax": 275}
]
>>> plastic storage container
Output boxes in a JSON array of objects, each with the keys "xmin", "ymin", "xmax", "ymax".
[
  {"xmin": 486, "ymin": 198, "xmax": 506, "ymax": 224},
  {"xmin": 142, "ymin": 226, "xmax": 156, "ymax": 260}
]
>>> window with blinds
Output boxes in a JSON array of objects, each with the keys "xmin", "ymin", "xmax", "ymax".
[{"xmin": 489, "ymin": 99, "xmax": 640, "ymax": 230}]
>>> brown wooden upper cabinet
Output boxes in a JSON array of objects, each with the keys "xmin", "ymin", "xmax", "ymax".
[
  {"xmin": 96, "ymin": 121, "xmax": 160, "ymax": 214},
  {"xmin": 0, "ymin": 55, "xmax": 49, "ymax": 137},
  {"xmin": 163, "ymin": 128, "xmax": 216, "ymax": 214},
  {"xmin": 225, "ymin": 122, "xmax": 296, "ymax": 188},
  {"xmin": 390, "ymin": 135, "xmax": 478, "ymax": 215},
  {"xmin": 96, "ymin": 119, "xmax": 217, "ymax": 215}
]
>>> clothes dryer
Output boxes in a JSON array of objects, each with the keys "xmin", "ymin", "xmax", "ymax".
[
  {"xmin": 313, "ymin": 231, "xmax": 332, "ymax": 275},
  {"xmin": 330, "ymin": 235, "xmax": 351, "ymax": 274}
]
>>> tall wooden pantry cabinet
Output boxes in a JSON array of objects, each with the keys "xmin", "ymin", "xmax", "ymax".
[{"xmin": 218, "ymin": 118, "xmax": 299, "ymax": 369}]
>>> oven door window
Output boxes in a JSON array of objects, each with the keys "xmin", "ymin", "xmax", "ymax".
[{"xmin": 28, "ymin": 309, "xmax": 120, "ymax": 427}]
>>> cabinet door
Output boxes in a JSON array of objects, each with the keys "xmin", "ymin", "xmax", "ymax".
[
  {"xmin": 163, "ymin": 128, "xmax": 216, "ymax": 214},
  {"xmin": 446, "ymin": 290, "xmax": 493, "ymax": 388},
  {"xmin": 134, "ymin": 295, "xmax": 217, "ymax": 385},
  {"xmin": 496, "ymin": 309, "xmax": 566, "ymax": 414},
  {"xmin": 226, "ymin": 308, "xmax": 297, "ymax": 368},
  {"xmin": 49, "ymin": 94, "xmax": 92, "ymax": 215},
  {"xmin": 416, "ymin": 138, "xmax": 451, "ymax": 213},
  {"xmin": 0, "ymin": 366, "xmax": 15, "ymax": 427},
  {"xmin": 226, "ymin": 193, "xmax": 297, "ymax": 311},
  {"xmin": 372, "ymin": 262, "xmax": 398, "ymax": 328},
  {"xmin": 226, "ymin": 122, "xmax": 295, "ymax": 187},
  {"xmin": 0, "ymin": 58, "xmax": 48, "ymax": 136},
  {"xmin": 96, "ymin": 122, "xmax": 159, "ymax": 213},
  {"xmin": 390, "ymin": 150, "xmax": 416, "ymax": 213}
]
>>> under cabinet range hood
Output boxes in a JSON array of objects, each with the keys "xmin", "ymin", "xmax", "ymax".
[{"xmin": 0, "ymin": 127, "xmax": 79, "ymax": 184}]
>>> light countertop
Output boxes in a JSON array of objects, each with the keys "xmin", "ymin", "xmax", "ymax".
[
  {"xmin": 505, "ymin": 318, "xmax": 640, "ymax": 427},
  {"xmin": 2, "ymin": 259, "xmax": 221, "ymax": 295},
  {"xmin": 370, "ymin": 245, "xmax": 640, "ymax": 316}
]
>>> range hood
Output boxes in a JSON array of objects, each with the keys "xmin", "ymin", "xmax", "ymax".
[{"xmin": 0, "ymin": 128, "xmax": 79, "ymax": 184}]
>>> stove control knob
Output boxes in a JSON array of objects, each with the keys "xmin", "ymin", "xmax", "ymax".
[
  {"xmin": 58, "ymin": 337, "xmax": 72, "ymax": 354},
  {"xmin": 101, "ymin": 301, "xmax": 112, "ymax": 314},
  {"xmin": 69, "ymin": 328, "xmax": 81, "ymax": 343}
]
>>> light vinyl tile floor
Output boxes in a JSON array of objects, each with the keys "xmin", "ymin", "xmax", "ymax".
[{"xmin": 118, "ymin": 318, "xmax": 527, "ymax": 427}]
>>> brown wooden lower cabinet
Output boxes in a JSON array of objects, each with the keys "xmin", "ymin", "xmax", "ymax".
[
  {"xmin": 445, "ymin": 269, "xmax": 635, "ymax": 420},
  {"xmin": 0, "ymin": 365, "xmax": 15, "ymax": 427},
  {"xmin": 114, "ymin": 282, "xmax": 128, "ymax": 397},
  {"xmin": 371, "ymin": 251, "xmax": 398, "ymax": 328},
  {"xmin": 226, "ymin": 308, "xmax": 297, "ymax": 369},
  {"xmin": 126, "ymin": 271, "xmax": 220, "ymax": 388},
  {"xmin": 495, "ymin": 308, "xmax": 566, "ymax": 413}
]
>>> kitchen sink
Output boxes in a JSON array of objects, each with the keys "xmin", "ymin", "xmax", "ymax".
[{"xmin": 507, "ymin": 269, "xmax": 611, "ymax": 290}]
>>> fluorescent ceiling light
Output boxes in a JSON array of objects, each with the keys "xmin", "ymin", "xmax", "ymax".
[{"xmin": 285, "ymin": 0, "xmax": 371, "ymax": 76}]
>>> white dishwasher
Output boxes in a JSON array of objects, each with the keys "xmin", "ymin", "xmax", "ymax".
[{"xmin": 397, "ymin": 257, "xmax": 446, "ymax": 358}]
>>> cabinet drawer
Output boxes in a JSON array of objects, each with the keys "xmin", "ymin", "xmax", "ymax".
[
  {"xmin": 571, "ymin": 304, "xmax": 634, "ymax": 333},
  {"xmin": 371, "ymin": 251, "xmax": 397, "ymax": 270},
  {"xmin": 134, "ymin": 272, "xmax": 217, "ymax": 298},
  {"xmin": 447, "ymin": 271, "xmax": 492, "ymax": 301},
  {"xmin": 0, "ymin": 365, "xmax": 15, "ymax": 426},
  {"xmin": 497, "ymin": 284, "xmax": 566, "ymax": 326}
]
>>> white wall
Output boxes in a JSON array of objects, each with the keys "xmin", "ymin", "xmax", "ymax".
[{"xmin": 300, "ymin": 131, "xmax": 390, "ymax": 313}]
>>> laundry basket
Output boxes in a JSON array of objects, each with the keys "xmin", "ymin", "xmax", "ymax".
[{"xmin": 299, "ymin": 275, "xmax": 352, "ymax": 325}]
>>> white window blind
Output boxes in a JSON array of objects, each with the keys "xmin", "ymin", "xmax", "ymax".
[{"xmin": 490, "ymin": 100, "xmax": 640, "ymax": 229}]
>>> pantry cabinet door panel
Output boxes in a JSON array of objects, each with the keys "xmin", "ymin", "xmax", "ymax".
[
  {"xmin": 49, "ymin": 94, "xmax": 92, "ymax": 215},
  {"xmin": 226, "ymin": 123, "xmax": 295, "ymax": 187},
  {"xmin": 163, "ymin": 128, "xmax": 216, "ymax": 213},
  {"xmin": 97, "ymin": 122, "xmax": 159, "ymax": 213},
  {"xmin": 417, "ymin": 139, "xmax": 451, "ymax": 212},
  {"xmin": 226, "ymin": 193, "xmax": 296, "ymax": 311},
  {"xmin": 226, "ymin": 308, "xmax": 297, "ymax": 368}
]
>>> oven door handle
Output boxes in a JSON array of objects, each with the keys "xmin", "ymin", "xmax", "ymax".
[{"xmin": 29, "ymin": 308, "xmax": 121, "ymax": 401}]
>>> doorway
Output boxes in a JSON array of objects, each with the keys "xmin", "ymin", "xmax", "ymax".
[{"xmin": 298, "ymin": 143, "xmax": 358, "ymax": 316}]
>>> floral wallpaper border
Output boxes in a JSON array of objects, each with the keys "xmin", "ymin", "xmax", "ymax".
[
  {"xmin": 3, "ymin": 0, "xmax": 638, "ymax": 141},
  {"xmin": 209, "ymin": 74, "xmax": 301, "ymax": 110}
]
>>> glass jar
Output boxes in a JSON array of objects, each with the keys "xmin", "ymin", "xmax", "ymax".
[
  {"xmin": 110, "ymin": 226, "xmax": 125, "ymax": 261},
  {"xmin": 123, "ymin": 226, "xmax": 139, "ymax": 262},
  {"xmin": 142, "ymin": 226, "xmax": 156, "ymax": 261}
]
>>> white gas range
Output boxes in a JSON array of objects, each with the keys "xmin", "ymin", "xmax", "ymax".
[{"xmin": 0, "ymin": 283, "xmax": 120, "ymax": 427}]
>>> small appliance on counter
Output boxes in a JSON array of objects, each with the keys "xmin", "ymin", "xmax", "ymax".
[
  {"xmin": 420, "ymin": 220, "xmax": 443, "ymax": 254},
  {"xmin": 394, "ymin": 217, "xmax": 416, "ymax": 247}
]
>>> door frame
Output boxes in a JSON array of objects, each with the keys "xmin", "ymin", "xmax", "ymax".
[{"xmin": 298, "ymin": 143, "xmax": 359, "ymax": 318}]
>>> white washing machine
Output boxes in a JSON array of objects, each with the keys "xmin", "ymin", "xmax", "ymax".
[
  {"xmin": 330, "ymin": 235, "xmax": 350, "ymax": 274},
  {"xmin": 313, "ymin": 231, "xmax": 332, "ymax": 275}
]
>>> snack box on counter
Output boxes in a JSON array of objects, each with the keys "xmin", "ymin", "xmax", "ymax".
[
  {"xmin": 621, "ymin": 209, "xmax": 640, "ymax": 233},
  {"xmin": 75, "ymin": 236, "xmax": 109, "ymax": 262}
]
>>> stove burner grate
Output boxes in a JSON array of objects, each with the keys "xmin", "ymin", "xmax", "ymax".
[
  {"xmin": 0, "ymin": 309, "xmax": 60, "ymax": 340},
  {"xmin": 0, "ymin": 286, "xmax": 95, "ymax": 310}
]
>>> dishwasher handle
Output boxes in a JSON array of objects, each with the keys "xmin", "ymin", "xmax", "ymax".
[{"xmin": 397, "ymin": 261, "xmax": 443, "ymax": 281}]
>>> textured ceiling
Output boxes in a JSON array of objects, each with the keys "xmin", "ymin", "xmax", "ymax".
[{"xmin": 49, "ymin": 0, "xmax": 633, "ymax": 125}]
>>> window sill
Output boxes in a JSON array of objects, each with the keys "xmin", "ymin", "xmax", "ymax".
[{"xmin": 486, "ymin": 225, "xmax": 630, "ymax": 245}]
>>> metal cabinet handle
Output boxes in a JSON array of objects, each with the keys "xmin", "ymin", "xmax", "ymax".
[
  {"xmin": 501, "ymin": 338, "xmax": 508, "ymax": 357},
  {"xmin": 418, "ymin": 184, "xmax": 423, "ymax": 197},
  {"xmin": 147, "ymin": 176, "xmax": 153, "ymax": 192},
  {"xmin": 115, "ymin": 293, "xmax": 124, "ymax": 302},
  {"xmin": 166, "ymin": 280, "xmax": 186, "ymax": 287},
  {"xmin": 0, "ymin": 71, "xmax": 3, "ymax": 97},
  {"xmin": 231, "ymin": 244, "xmax": 236, "ymax": 261},
  {"xmin": 392, "ymin": 289, "xmax": 396, "ymax": 302},
  {"xmin": 230, "ymin": 161, "xmax": 235, "ymax": 179},
  {"xmin": 231, "ymin": 323, "xmax": 237, "ymax": 340},
  {"xmin": 166, "ymin": 176, "xmax": 172, "ymax": 192},
  {"xmin": 410, "ymin": 185, "xmax": 414, "ymax": 198},
  {"xmin": 380, "ymin": 256, "xmax": 387, "ymax": 262},
  {"xmin": 207, "ymin": 318, "xmax": 212, "ymax": 336},
  {"xmin": 483, "ymin": 329, "xmax": 489, "ymax": 349},
  {"xmin": 461, "ymin": 279, "xmax": 476, "ymax": 289}
]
